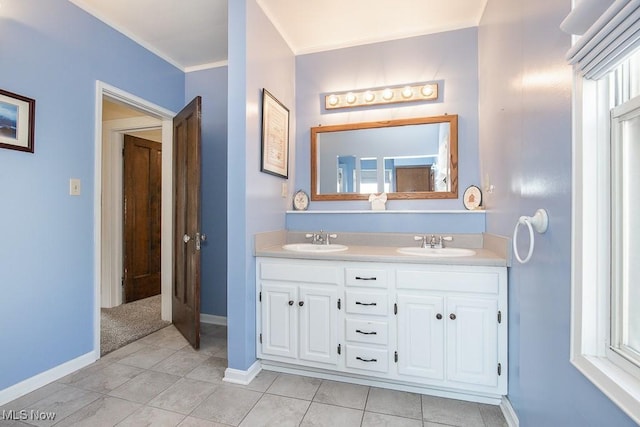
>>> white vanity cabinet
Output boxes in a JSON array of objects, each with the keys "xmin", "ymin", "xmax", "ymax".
[
  {"xmin": 257, "ymin": 260, "xmax": 340, "ymax": 368},
  {"xmin": 256, "ymin": 257, "xmax": 508, "ymax": 402},
  {"xmin": 395, "ymin": 267, "xmax": 506, "ymax": 395}
]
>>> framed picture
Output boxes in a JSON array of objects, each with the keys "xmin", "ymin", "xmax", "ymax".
[
  {"xmin": 0, "ymin": 89, "xmax": 35, "ymax": 153},
  {"xmin": 261, "ymin": 89, "xmax": 289, "ymax": 179}
]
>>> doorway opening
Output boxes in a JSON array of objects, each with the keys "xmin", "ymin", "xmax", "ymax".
[{"xmin": 93, "ymin": 82, "xmax": 176, "ymax": 356}]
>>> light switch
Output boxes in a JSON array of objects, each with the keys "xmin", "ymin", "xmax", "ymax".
[
  {"xmin": 281, "ymin": 182, "xmax": 288, "ymax": 198},
  {"xmin": 70, "ymin": 178, "xmax": 81, "ymax": 196}
]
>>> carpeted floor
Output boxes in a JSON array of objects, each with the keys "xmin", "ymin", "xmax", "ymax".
[{"xmin": 100, "ymin": 295, "xmax": 170, "ymax": 356}]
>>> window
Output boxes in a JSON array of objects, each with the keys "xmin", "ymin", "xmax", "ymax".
[{"xmin": 572, "ymin": 49, "xmax": 640, "ymax": 423}]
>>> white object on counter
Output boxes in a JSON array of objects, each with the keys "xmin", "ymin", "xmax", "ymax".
[{"xmin": 369, "ymin": 193, "xmax": 387, "ymax": 210}]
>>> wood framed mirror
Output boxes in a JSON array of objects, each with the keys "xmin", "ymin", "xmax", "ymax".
[{"xmin": 311, "ymin": 115, "xmax": 458, "ymax": 201}]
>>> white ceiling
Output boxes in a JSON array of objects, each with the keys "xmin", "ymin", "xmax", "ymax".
[{"xmin": 69, "ymin": 0, "xmax": 487, "ymax": 71}]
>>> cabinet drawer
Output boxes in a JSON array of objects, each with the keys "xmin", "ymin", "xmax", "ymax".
[
  {"xmin": 345, "ymin": 319, "xmax": 388, "ymax": 345},
  {"xmin": 396, "ymin": 269, "xmax": 499, "ymax": 293},
  {"xmin": 345, "ymin": 268, "xmax": 388, "ymax": 288},
  {"xmin": 260, "ymin": 262, "xmax": 340, "ymax": 285},
  {"xmin": 345, "ymin": 345, "xmax": 389, "ymax": 373},
  {"xmin": 345, "ymin": 291, "xmax": 388, "ymax": 316}
]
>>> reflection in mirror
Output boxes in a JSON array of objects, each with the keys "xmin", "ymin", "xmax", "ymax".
[{"xmin": 311, "ymin": 115, "xmax": 458, "ymax": 200}]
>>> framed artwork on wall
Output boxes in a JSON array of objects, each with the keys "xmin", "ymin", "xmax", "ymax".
[
  {"xmin": 260, "ymin": 88, "xmax": 289, "ymax": 179},
  {"xmin": 0, "ymin": 89, "xmax": 35, "ymax": 153}
]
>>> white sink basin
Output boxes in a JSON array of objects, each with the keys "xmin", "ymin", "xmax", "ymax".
[
  {"xmin": 396, "ymin": 247, "xmax": 476, "ymax": 257},
  {"xmin": 282, "ymin": 243, "xmax": 349, "ymax": 253}
]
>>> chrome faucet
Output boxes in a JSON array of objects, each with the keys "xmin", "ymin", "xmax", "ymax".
[
  {"xmin": 414, "ymin": 234, "xmax": 453, "ymax": 249},
  {"xmin": 305, "ymin": 230, "xmax": 338, "ymax": 245}
]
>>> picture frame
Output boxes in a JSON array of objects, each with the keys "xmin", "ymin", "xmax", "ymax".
[
  {"xmin": 0, "ymin": 89, "xmax": 35, "ymax": 153},
  {"xmin": 260, "ymin": 89, "xmax": 289, "ymax": 179}
]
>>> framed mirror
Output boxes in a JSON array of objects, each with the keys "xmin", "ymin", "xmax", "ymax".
[{"xmin": 311, "ymin": 115, "xmax": 458, "ymax": 201}]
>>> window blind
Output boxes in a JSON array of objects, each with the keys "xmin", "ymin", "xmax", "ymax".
[{"xmin": 563, "ymin": 0, "xmax": 640, "ymax": 80}]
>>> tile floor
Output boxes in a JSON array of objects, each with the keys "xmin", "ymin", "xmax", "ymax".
[{"xmin": 2, "ymin": 324, "xmax": 507, "ymax": 426}]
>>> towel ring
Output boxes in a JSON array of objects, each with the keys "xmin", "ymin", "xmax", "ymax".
[{"xmin": 513, "ymin": 209, "xmax": 548, "ymax": 264}]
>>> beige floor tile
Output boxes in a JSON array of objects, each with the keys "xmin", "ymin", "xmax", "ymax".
[
  {"xmin": 313, "ymin": 380, "xmax": 369, "ymax": 410},
  {"xmin": 0, "ymin": 382, "xmax": 68, "ymax": 411},
  {"xmin": 118, "ymin": 345, "xmax": 177, "ymax": 369},
  {"xmin": 53, "ymin": 396, "xmax": 140, "ymax": 427},
  {"xmin": 101, "ymin": 341, "xmax": 148, "ymax": 362},
  {"xmin": 422, "ymin": 395, "xmax": 484, "ymax": 426},
  {"xmin": 191, "ymin": 384, "xmax": 262, "ymax": 425},
  {"xmin": 140, "ymin": 327, "xmax": 190, "ymax": 350},
  {"xmin": 365, "ymin": 387, "xmax": 422, "ymax": 420},
  {"xmin": 151, "ymin": 349, "xmax": 212, "ymax": 376},
  {"xmin": 362, "ymin": 412, "xmax": 423, "ymax": 427},
  {"xmin": 71, "ymin": 363, "xmax": 144, "ymax": 393},
  {"xmin": 185, "ymin": 358, "xmax": 226, "ymax": 384},
  {"xmin": 300, "ymin": 402, "xmax": 363, "ymax": 427},
  {"xmin": 238, "ymin": 394, "xmax": 310, "ymax": 427},
  {"xmin": 266, "ymin": 373, "xmax": 321, "ymax": 400},
  {"xmin": 479, "ymin": 403, "xmax": 508, "ymax": 427},
  {"xmin": 116, "ymin": 405, "xmax": 186, "ymax": 426},
  {"xmin": 109, "ymin": 370, "xmax": 181, "ymax": 403},
  {"xmin": 21, "ymin": 386, "xmax": 101, "ymax": 427},
  {"xmin": 148, "ymin": 378, "xmax": 217, "ymax": 415},
  {"xmin": 233, "ymin": 370, "xmax": 278, "ymax": 393},
  {"xmin": 178, "ymin": 416, "xmax": 232, "ymax": 426}
]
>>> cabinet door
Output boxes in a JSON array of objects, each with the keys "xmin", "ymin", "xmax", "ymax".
[
  {"xmin": 261, "ymin": 283, "xmax": 298, "ymax": 359},
  {"xmin": 299, "ymin": 286, "xmax": 338, "ymax": 365},
  {"xmin": 446, "ymin": 297, "xmax": 498, "ymax": 387},
  {"xmin": 397, "ymin": 294, "xmax": 445, "ymax": 380}
]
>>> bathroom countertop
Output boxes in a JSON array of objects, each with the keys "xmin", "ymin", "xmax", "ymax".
[{"xmin": 255, "ymin": 231, "xmax": 510, "ymax": 267}]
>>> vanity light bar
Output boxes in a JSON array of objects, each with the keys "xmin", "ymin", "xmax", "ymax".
[{"xmin": 325, "ymin": 82, "xmax": 438, "ymax": 110}]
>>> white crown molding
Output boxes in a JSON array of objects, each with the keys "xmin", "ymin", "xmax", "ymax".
[{"xmin": 185, "ymin": 60, "xmax": 229, "ymax": 73}]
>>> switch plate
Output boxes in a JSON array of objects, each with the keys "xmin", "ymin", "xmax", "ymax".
[
  {"xmin": 281, "ymin": 182, "xmax": 287, "ymax": 198},
  {"xmin": 70, "ymin": 178, "xmax": 81, "ymax": 196}
]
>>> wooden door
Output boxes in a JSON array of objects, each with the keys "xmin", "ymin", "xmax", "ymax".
[
  {"xmin": 172, "ymin": 97, "xmax": 203, "ymax": 349},
  {"xmin": 123, "ymin": 135, "xmax": 162, "ymax": 303},
  {"xmin": 395, "ymin": 165, "xmax": 432, "ymax": 192}
]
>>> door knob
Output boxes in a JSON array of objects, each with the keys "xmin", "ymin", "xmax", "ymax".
[{"xmin": 449, "ymin": 313, "xmax": 457, "ymax": 320}]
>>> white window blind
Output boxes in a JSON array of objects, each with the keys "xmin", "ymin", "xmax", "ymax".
[{"xmin": 562, "ymin": 0, "xmax": 640, "ymax": 80}]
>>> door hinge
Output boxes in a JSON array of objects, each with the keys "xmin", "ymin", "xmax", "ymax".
[
  {"xmin": 259, "ymin": 291, "xmax": 262, "ymax": 302},
  {"xmin": 498, "ymin": 363, "xmax": 502, "ymax": 376},
  {"xmin": 394, "ymin": 351, "xmax": 398, "ymax": 363},
  {"xmin": 498, "ymin": 310, "xmax": 502, "ymax": 324},
  {"xmin": 394, "ymin": 303, "xmax": 398, "ymax": 315},
  {"xmin": 259, "ymin": 333, "xmax": 262, "ymax": 343},
  {"xmin": 122, "ymin": 147, "xmax": 125, "ymax": 156},
  {"xmin": 121, "ymin": 277, "xmax": 124, "ymax": 288},
  {"xmin": 337, "ymin": 298, "xmax": 341, "ymax": 310},
  {"xmin": 337, "ymin": 344, "xmax": 341, "ymax": 355}
]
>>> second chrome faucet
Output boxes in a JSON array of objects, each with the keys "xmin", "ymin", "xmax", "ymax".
[{"xmin": 305, "ymin": 230, "xmax": 338, "ymax": 245}]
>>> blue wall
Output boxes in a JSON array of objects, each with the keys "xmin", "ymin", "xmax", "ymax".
[
  {"xmin": 227, "ymin": 0, "xmax": 295, "ymax": 370},
  {"xmin": 0, "ymin": 0, "xmax": 184, "ymax": 390},
  {"xmin": 186, "ymin": 67, "xmax": 228, "ymax": 317},
  {"xmin": 479, "ymin": 1, "xmax": 635, "ymax": 425}
]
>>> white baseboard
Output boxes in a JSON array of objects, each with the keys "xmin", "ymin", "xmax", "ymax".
[
  {"xmin": 0, "ymin": 351, "xmax": 98, "ymax": 406},
  {"xmin": 200, "ymin": 313, "xmax": 227, "ymax": 326},
  {"xmin": 501, "ymin": 396, "xmax": 519, "ymax": 427},
  {"xmin": 223, "ymin": 361, "xmax": 262, "ymax": 385}
]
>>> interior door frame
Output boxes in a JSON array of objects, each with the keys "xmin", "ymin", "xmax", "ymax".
[{"xmin": 93, "ymin": 81, "xmax": 176, "ymax": 357}]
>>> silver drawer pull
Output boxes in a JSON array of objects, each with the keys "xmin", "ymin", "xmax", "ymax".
[
  {"xmin": 356, "ymin": 356, "xmax": 378, "ymax": 362},
  {"xmin": 355, "ymin": 276, "xmax": 377, "ymax": 281},
  {"xmin": 356, "ymin": 329, "xmax": 377, "ymax": 335},
  {"xmin": 355, "ymin": 301, "xmax": 377, "ymax": 306}
]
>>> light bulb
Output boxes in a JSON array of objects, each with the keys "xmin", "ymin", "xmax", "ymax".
[
  {"xmin": 401, "ymin": 86, "xmax": 413, "ymax": 98},
  {"xmin": 421, "ymin": 85, "xmax": 434, "ymax": 97},
  {"xmin": 382, "ymin": 88, "xmax": 394, "ymax": 100},
  {"xmin": 364, "ymin": 91, "xmax": 375, "ymax": 102},
  {"xmin": 346, "ymin": 92, "xmax": 357, "ymax": 104},
  {"xmin": 328, "ymin": 94, "xmax": 339, "ymax": 106}
]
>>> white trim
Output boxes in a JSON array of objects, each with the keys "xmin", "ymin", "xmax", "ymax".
[
  {"xmin": 286, "ymin": 210, "xmax": 486, "ymax": 214},
  {"xmin": 185, "ymin": 60, "xmax": 228, "ymax": 73},
  {"xmin": 0, "ymin": 351, "xmax": 96, "ymax": 406},
  {"xmin": 200, "ymin": 314, "xmax": 228, "ymax": 326},
  {"xmin": 94, "ymin": 81, "xmax": 177, "ymax": 356},
  {"xmin": 223, "ymin": 361, "xmax": 262, "ymax": 385},
  {"xmin": 500, "ymin": 397, "xmax": 520, "ymax": 427},
  {"xmin": 571, "ymin": 72, "xmax": 640, "ymax": 424}
]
